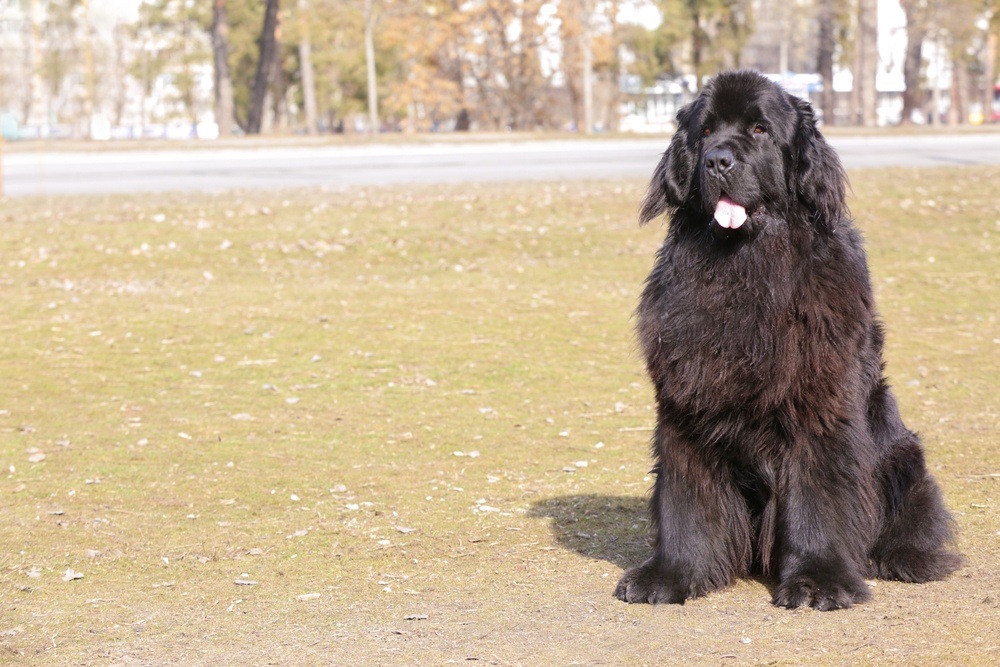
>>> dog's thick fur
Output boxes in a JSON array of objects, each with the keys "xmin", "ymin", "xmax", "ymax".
[{"xmin": 614, "ymin": 71, "xmax": 961, "ymax": 610}]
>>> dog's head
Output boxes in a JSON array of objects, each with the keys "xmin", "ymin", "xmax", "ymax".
[{"xmin": 640, "ymin": 70, "xmax": 847, "ymax": 237}]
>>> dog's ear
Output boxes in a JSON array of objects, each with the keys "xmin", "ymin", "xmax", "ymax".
[
  {"xmin": 792, "ymin": 96, "xmax": 847, "ymax": 232},
  {"xmin": 639, "ymin": 103, "xmax": 696, "ymax": 225}
]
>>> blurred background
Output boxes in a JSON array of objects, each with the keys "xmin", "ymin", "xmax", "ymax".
[{"xmin": 0, "ymin": 0, "xmax": 998, "ymax": 142}]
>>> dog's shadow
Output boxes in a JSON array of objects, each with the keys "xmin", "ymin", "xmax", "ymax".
[
  {"xmin": 527, "ymin": 494, "xmax": 650, "ymax": 570},
  {"xmin": 530, "ymin": 494, "xmax": 779, "ymax": 599}
]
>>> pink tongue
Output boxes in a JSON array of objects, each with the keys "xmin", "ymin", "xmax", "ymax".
[{"xmin": 714, "ymin": 197, "xmax": 747, "ymax": 229}]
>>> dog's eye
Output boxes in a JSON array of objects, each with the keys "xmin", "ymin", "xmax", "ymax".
[
  {"xmin": 702, "ymin": 127, "xmax": 712, "ymax": 137},
  {"xmin": 753, "ymin": 124, "xmax": 767, "ymax": 135}
]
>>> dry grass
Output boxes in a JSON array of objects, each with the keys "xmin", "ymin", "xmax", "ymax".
[{"xmin": 0, "ymin": 168, "xmax": 997, "ymax": 665}]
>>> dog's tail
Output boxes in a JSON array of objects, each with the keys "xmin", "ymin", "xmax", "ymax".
[
  {"xmin": 759, "ymin": 497, "xmax": 778, "ymax": 575},
  {"xmin": 757, "ymin": 463, "xmax": 778, "ymax": 575}
]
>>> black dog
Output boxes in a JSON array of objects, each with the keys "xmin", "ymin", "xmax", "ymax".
[{"xmin": 615, "ymin": 70, "xmax": 961, "ymax": 610}]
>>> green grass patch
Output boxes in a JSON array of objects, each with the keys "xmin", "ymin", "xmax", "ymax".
[{"xmin": 1, "ymin": 169, "xmax": 997, "ymax": 664}]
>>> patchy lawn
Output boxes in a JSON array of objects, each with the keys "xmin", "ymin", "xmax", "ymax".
[{"xmin": 1, "ymin": 168, "xmax": 997, "ymax": 665}]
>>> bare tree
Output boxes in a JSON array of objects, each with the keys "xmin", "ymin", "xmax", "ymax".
[
  {"xmin": 110, "ymin": 22, "xmax": 129, "ymax": 126},
  {"xmin": 268, "ymin": 14, "xmax": 287, "ymax": 131},
  {"xmin": 899, "ymin": 0, "xmax": 927, "ymax": 124},
  {"xmin": 985, "ymin": 26, "xmax": 998, "ymax": 123},
  {"xmin": 247, "ymin": 0, "xmax": 280, "ymax": 135},
  {"xmin": 81, "ymin": 0, "xmax": 96, "ymax": 137},
  {"xmin": 939, "ymin": 0, "xmax": 981, "ymax": 125},
  {"xmin": 687, "ymin": 1, "xmax": 752, "ymax": 89},
  {"xmin": 581, "ymin": 0, "xmax": 594, "ymax": 134},
  {"xmin": 854, "ymin": 0, "xmax": 879, "ymax": 126},
  {"xmin": 22, "ymin": 0, "xmax": 43, "ymax": 125},
  {"xmin": 297, "ymin": 0, "xmax": 318, "ymax": 134},
  {"xmin": 40, "ymin": 0, "xmax": 78, "ymax": 131},
  {"xmin": 211, "ymin": 0, "xmax": 235, "ymax": 135},
  {"xmin": 816, "ymin": 0, "xmax": 836, "ymax": 124},
  {"xmin": 364, "ymin": 0, "xmax": 379, "ymax": 133}
]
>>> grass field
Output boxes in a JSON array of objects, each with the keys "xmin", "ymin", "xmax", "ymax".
[{"xmin": 1, "ymin": 167, "xmax": 997, "ymax": 665}]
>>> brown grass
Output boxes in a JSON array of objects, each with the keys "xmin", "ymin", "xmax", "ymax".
[{"xmin": 0, "ymin": 167, "xmax": 997, "ymax": 665}]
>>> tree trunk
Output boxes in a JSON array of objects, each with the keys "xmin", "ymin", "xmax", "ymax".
[
  {"xmin": 247, "ymin": 0, "xmax": 280, "ymax": 135},
  {"xmin": 566, "ymin": 72, "xmax": 581, "ymax": 130},
  {"xmin": 182, "ymin": 23, "xmax": 199, "ymax": 128},
  {"xmin": 140, "ymin": 34, "xmax": 148, "ymax": 136},
  {"xmin": 447, "ymin": 3, "xmax": 471, "ymax": 131},
  {"xmin": 111, "ymin": 24, "xmax": 127, "ymax": 127},
  {"xmin": 930, "ymin": 41, "xmax": 943, "ymax": 125},
  {"xmin": 581, "ymin": 0, "xmax": 594, "ymax": 134},
  {"xmin": 364, "ymin": 0, "xmax": 379, "ymax": 134},
  {"xmin": 23, "ymin": 0, "xmax": 42, "ymax": 125},
  {"xmin": 948, "ymin": 55, "xmax": 967, "ymax": 125},
  {"xmin": 779, "ymin": 13, "xmax": 789, "ymax": 74},
  {"xmin": 855, "ymin": 0, "xmax": 879, "ymax": 126},
  {"xmin": 692, "ymin": 10, "xmax": 704, "ymax": 90},
  {"xmin": 605, "ymin": 61, "xmax": 622, "ymax": 132},
  {"xmin": 817, "ymin": 0, "xmax": 835, "ymax": 124},
  {"xmin": 81, "ymin": 0, "xmax": 95, "ymax": 138},
  {"xmin": 297, "ymin": 0, "xmax": 318, "ymax": 134},
  {"xmin": 984, "ymin": 30, "xmax": 997, "ymax": 123},
  {"xmin": 270, "ymin": 14, "xmax": 286, "ymax": 131},
  {"xmin": 899, "ymin": 0, "xmax": 925, "ymax": 125},
  {"xmin": 451, "ymin": 56, "xmax": 470, "ymax": 131},
  {"xmin": 604, "ymin": 1, "xmax": 623, "ymax": 132},
  {"xmin": 212, "ymin": 0, "xmax": 235, "ymax": 136}
]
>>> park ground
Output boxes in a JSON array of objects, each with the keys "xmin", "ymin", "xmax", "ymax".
[{"xmin": 0, "ymin": 166, "xmax": 997, "ymax": 665}]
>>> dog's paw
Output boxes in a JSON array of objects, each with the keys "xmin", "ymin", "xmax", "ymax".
[
  {"xmin": 772, "ymin": 570, "xmax": 871, "ymax": 611},
  {"xmin": 874, "ymin": 546, "xmax": 963, "ymax": 583},
  {"xmin": 614, "ymin": 559, "xmax": 691, "ymax": 605}
]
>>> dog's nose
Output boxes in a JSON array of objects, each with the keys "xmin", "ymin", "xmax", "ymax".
[{"xmin": 705, "ymin": 147, "xmax": 735, "ymax": 177}]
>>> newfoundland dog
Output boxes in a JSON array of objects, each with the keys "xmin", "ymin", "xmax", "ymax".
[{"xmin": 614, "ymin": 70, "xmax": 961, "ymax": 610}]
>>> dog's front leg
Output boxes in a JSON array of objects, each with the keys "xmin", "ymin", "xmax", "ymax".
[
  {"xmin": 771, "ymin": 425, "xmax": 878, "ymax": 611},
  {"xmin": 615, "ymin": 421, "xmax": 751, "ymax": 604}
]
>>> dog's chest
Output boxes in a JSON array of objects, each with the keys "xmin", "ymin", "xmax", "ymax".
[
  {"xmin": 637, "ymin": 231, "xmax": 870, "ymax": 419},
  {"xmin": 638, "ymin": 238, "xmax": 804, "ymax": 406}
]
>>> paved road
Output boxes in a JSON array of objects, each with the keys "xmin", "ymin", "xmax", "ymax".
[{"xmin": 5, "ymin": 134, "xmax": 1000, "ymax": 197}]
